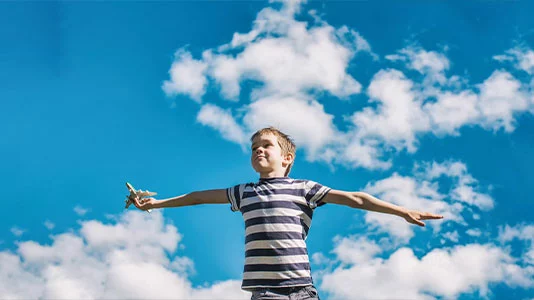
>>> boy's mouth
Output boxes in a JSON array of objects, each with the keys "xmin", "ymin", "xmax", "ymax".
[{"xmin": 254, "ymin": 156, "xmax": 266, "ymax": 161}]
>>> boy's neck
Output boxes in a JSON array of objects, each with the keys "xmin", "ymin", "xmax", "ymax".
[{"xmin": 259, "ymin": 170, "xmax": 287, "ymax": 178}]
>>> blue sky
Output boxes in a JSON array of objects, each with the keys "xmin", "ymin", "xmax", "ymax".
[{"xmin": 1, "ymin": 0, "xmax": 533, "ymax": 299}]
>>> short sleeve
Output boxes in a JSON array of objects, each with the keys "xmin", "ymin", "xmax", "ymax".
[
  {"xmin": 226, "ymin": 184, "xmax": 246, "ymax": 212},
  {"xmin": 304, "ymin": 180, "xmax": 331, "ymax": 209}
]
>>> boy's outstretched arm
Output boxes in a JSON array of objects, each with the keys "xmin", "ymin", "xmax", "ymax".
[
  {"xmin": 323, "ymin": 190, "xmax": 443, "ymax": 227},
  {"xmin": 132, "ymin": 189, "xmax": 228, "ymax": 211}
]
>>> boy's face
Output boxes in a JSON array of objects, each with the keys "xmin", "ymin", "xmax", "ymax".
[{"xmin": 250, "ymin": 133, "xmax": 292, "ymax": 176}]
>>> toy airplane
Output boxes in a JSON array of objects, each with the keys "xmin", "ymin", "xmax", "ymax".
[{"xmin": 125, "ymin": 182, "xmax": 157, "ymax": 213}]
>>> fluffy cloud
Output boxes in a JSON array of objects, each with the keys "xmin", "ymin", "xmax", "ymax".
[
  {"xmin": 350, "ymin": 69, "xmax": 430, "ymax": 153},
  {"xmin": 166, "ymin": 0, "xmax": 370, "ymax": 103},
  {"xmin": 386, "ymin": 45, "xmax": 450, "ymax": 85},
  {"xmin": 422, "ymin": 160, "xmax": 494, "ymax": 211},
  {"xmin": 44, "ymin": 220, "xmax": 55, "ymax": 230},
  {"xmin": 74, "ymin": 205, "xmax": 89, "ymax": 216},
  {"xmin": 361, "ymin": 160, "xmax": 492, "ymax": 241},
  {"xmin": 161, "ymin": 0, "xmax": 377, "ymax": 164},
  {"xmin": 163, "ymin": 0, "xmax": 534, "ymax": 170},
  {"xmin": 197, "ymin": 104, "xmax": 247, "ymax": 146},
  {"xmin": 466, "ymin": 229, "xmax": 482, "ymax": 237},
  {"xmin": 310, "ymin": 159, "xmax": 534, "ymax": 299},
  {"xmin": 330, "ymin": 236, "xmax": 382, "ymax": 266},
  {"xmin": 162, "ymin": 49, "xmax": 209, "ymax": 102},
  {"xmin": 476, "ymin": 70, "xmax": 530, "ymax": 132},
  {"xmin": 243, "ymin": 95, "xmax": 339, "ymax": 158},
  {"xmin": 339, "ymin": 136, "xmax": 392, "ymax": 170},
  {"xmin": 208, "ymin": 2, "xmax": 369, "ymax": 101},
  {"xmin": 0, "ymin": 211, "xmax": 249, "ymax": 299},
  {"xmin": 319, "ymin": 242, "xmax": 534, "ymax": 300},
  {"xmin": 498, "ymin": 223, "xmax": 534, "ymax": 265},
  {"xmin": 10, "ymin": 227, "xmax": 25, "ymax": 237},
  {"xmin": 344, "ymin": 46, "xmax": 533, "ymax": 166},
  {"xmin": 424, "ymin": 90, "xmax": 479, "ymax": 136},
  {"xmin": 364, "ymin": 173, "xmax": 453, "ymax": 241},
  {"xmin": 493, "ymin": 46, "xmax": 534, "ymax": 75}
]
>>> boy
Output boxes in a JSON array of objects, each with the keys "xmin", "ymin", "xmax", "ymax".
[{"xmin": 131, "ymin": 127, "xmax": 444, "ymax": 300}]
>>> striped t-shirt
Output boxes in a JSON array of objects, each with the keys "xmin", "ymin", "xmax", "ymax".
[{"xmin": 226, "ymin": 177, "xmax": 331, "ymax": 291}]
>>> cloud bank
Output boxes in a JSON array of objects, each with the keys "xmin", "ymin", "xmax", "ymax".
[
  {"xmin": 310, "ymin": 161, "xmax": 533, "ymax": 299},
  {"xmin": 162, "ymin": 0, "xmax": 534, "ymax": 170},
  {"xmin": 0, "ymin": 211, "xmax": 249, "ymax": 299}
]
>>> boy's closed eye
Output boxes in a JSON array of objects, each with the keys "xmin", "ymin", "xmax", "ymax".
[{"xmin": 252, "ymin": 143, "xmax": 272, "ymax": 151}]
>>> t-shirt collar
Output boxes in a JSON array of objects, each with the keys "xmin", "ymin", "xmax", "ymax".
[{"xmin": 258, "ymin": 176, "xmax": 290, "ymax": 183}]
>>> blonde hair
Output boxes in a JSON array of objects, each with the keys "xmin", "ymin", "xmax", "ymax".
[{"xmin": 250, "ymin": 127, "xmax": 296, "ymax": 176}]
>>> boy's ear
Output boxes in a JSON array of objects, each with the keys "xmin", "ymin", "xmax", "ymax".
[{"xmin": 283, "ymin": 152, "xmax": 295, "ymax": 165}]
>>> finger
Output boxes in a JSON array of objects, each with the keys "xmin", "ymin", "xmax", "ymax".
[
  {"xmin": 140, "ymin": 199, "xmax": 150, "ymax": 207},
  {"xmin": 408, "ymin": 215, "xmax": 425, "ymax": 227},
  {"xmin": 421, "ymin": 213, "xmax": 444, "ymax": 220},
  {"xmin": 139, "ymin": 198, "xmax": 153, "ymax": 210},
  {"xmin": 414, "ymin": 219, "xmax": 425, "ymax": 227},
  {"xmin": 132, "ymin": 196, "xmax": 142, "ymax": 208}
]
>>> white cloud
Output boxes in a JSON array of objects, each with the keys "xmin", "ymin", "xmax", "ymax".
[
  {"xmin": 343, "ymin": 45, "xmax": 534, "ymax": 167},
  {"xmin": 363, "ymin": 172, "xmax": 456, "ymax": 241},
  {"xmin": 422, "ymin": 160, "xmax": 468, "ymax": 179},
  {"xmin": 451, "ymin": 184, "xmax": 494, "ymax": 211},
  {"xmin": 498, "ymin": 224, "xmax": 534, "ymax": 265},
  {"xmin": 161, "ymin": 0, "xmax": 380, "ymax": 167},
  {"xmin": 243, "ymin": 95, "xmax": 339, "ymax": 158},
  {"xmin": 319, "ymin": 244, "xmax": 534, "ymax": 300},
  {"xmin": 0, "ymin": 211, "xmax": 250, "ymax": 299},
  {"xmin": 442, "ymin": 231, "xmax": 460, "ymax": 243},
  {"xmin": 170, "ymin": 256, "xmax": 196, "ymax": 276},
  {"xmin": 354, "ymin": 45, "xmax": 533, "ymax": 165},
  {"xmin": 197, "ymin": 104, "xmax": 247, "ymax": 146},
  {"xmin": 162, "ymin": 49, "xmax": 209, "ymax": 102},
  {"xmin": 162, "ymin": 0, "xmax": 534, "ymax": 171},
  {"xmin": 212, "ymin": 23, "xmax": 364, "ymax": 100},
  {"xmin": 422, "ymin": 160, "xmax": 494, "ymax": 211},
  {"xmin": 206, "ymin": 53, "xmax": 242, "ymax": 100},
  {"xmin": 351, "ymin": 69, "xmax": 430, "ymax": 153},
  {"xmin": 494, "ymin": 46, "xmax": 534, "ymax": 74},
  {"xmin": 335, "ymin": 25, "xmax": 379, "ymax": 61},
  {"xmin": 311, "ymin": 252, "xmax": 331, "ymax": 266},
  {"xmin": 466, "ymin": 229, "xmax": 482, "ymax": 237},
  {"xmin": 498, "ymin": 224, "xmax": 534, "ymax": 244},
  {"xmin": 10, "ymin": 227, "xmax": 25, "ymax": 237},
  {"xmin": 360, "ymin": 160, "xmax": 493, "ymax": 241},
  {"xmin": 403, "ymin": 46, "xmax": 450, "ymax": 74},
  {"xmin": 331, "ymin": 236, "xmax": 382, "ymax": 265},
  {"xmin": 477, "ymin": 70, "xmax": 529, "ymax": 132},
  {"xmin": 74, "ymin": 205, "xmax": 89, "ymax": 216},
  {"xmin": 44, "ymin": 220, "xmax": 55, "ymax": 230},
  {"xmin": 388, "ymin": 46, "xmax": 450, "ymax": 85},
  {"xmin": 202, "ymin": 0, "xmax": 373, "ymax": 102},
  {"xmin": 314, "ymin": 161, "xmax": 532, "ymax": 299},
  {"xmin": 340, "ymin": 137, "xmax": 392, "ymax": 170},
  {"xmin": 424, "ymin": 90, "xmax": 480, "ymax": 136}
]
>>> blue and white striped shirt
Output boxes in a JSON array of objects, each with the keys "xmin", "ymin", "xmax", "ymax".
[{"xmin": 226, "ymin": 177, "xmax": 331, "ymax": 291}]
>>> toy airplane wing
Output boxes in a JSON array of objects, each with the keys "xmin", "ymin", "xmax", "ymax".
[
  {"xmin": 137, "ymin": 190, "xmax": 157, "ymax": 197},
  {"xmin": 125, "ymin": 182, "xmax": 157, "ymax": 212}
]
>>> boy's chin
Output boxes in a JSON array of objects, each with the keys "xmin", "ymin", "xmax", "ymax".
[
  {"xmin": 252, "ymin": 166, "xmax": 274, "ymax": 174},
  {"xmin": 253, "ymin": 168, "xmax": 268, "ymax": 174}
]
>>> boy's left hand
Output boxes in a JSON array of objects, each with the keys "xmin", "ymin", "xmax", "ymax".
[{"xmin": 403, "ymin": 210, "xmax": 444, "ymax": 227}]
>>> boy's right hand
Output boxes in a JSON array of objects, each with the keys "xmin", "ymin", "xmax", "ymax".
[{"xmin": 132, "ymin": 196, "xmax": 158, "ymax": 211}]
